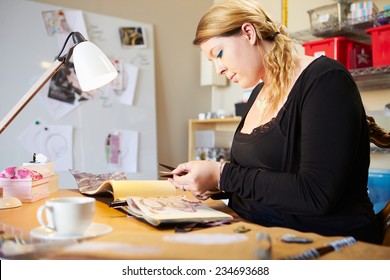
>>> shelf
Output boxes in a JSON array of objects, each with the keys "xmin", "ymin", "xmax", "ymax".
[
  {"xmin": 188, "ymin": 117, "xmax": 241, "ymax": 161},
  {"xmin": 291, "ymin": 16, "xmax": 390, "ymax": 90},
  {"xmin": 290, "ymin": 29, "xmax": 319, "ymax": 44},
  {"xmin": 291, "ymin": 11, "xmax": 378, "ymax": 44},
  {"xmin": 290, "ymin": 24, "xmax": 372, "ymax": 44},
  {"xmin": 350, "ymin": 65, "xmax": 390, "ymax": 91},
  {"xmin": 190, "ymin": 116, "xmax": 241, "ymax": 125}
]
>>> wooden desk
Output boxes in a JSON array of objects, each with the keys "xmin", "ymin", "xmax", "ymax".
[{"xmin": 1, "ymin": 190, "xmax": 389, "ymax": 260}]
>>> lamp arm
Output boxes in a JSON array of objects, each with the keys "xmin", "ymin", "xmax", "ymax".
[
  {"xmin": 0, "ymin": 59, "xmax": 65, "ymax": 134},
  {"xmin": 56, "ymin": 32, "xmax": 86, "ymax": 64}
]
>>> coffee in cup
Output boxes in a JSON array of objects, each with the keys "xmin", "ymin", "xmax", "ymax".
[{"xmin": 37, "ymin": 196, "xmax": 95, "ymax": 236}]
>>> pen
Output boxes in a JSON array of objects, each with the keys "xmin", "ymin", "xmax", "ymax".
[
  {"xmin": 283, "ymin": 236, "xmax": 356, "ymax": 260},
  {"xmin": 109, "ymin": 200, "xmax": 128, "ymax": 208}
]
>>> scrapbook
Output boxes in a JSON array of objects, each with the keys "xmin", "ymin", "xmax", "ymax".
[
  {"xmin": 125, "ymin": 195, "xmax": 233, "ymax": 226},
  {"xmin": 71, "ymin": 171, "xmax": 232, "ymax": 226}
]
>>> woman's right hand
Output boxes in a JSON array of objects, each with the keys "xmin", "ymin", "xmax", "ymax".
[{"xmin": 167, "ymin": 160, "xmax": 221, "ymax": 199}]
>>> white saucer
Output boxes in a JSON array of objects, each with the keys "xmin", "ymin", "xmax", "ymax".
[{"xmin": 30, "ymin": 223, "xmax": 112, "ymax": 240}]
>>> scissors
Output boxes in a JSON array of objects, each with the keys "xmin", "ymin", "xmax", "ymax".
[{"xmin": 158, "ymin": 163, "xmax": 188, "ymax": 178}]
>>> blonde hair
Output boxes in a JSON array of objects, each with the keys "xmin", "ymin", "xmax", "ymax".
[{"xmin": 193, "ymin": 0, "xmax": 295, "ymax": 112}]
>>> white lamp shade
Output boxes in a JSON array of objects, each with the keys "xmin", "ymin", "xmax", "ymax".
[{"xmin": 72, "ymin": 41, "xmax": 118, "ymax": 91}]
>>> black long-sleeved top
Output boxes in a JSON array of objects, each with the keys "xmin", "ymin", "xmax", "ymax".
[{"xmin": 220, "ymin": 56, "xmax": 382, "ymax": 244}]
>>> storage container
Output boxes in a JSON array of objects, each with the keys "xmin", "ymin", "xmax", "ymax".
[
  {"xmin": 366, "ymin": 24, "xmax": 390, "ymax": 67},
  {"xmin": 0, "ymin": 165, "xmax": 51, "ymax": 202},
  {"xmin": 377, "ymin": 8, "xmax": 390, "ymax": 25},
  {"xmin": 368, "ymin": 169, "xmax": 390, "ymax": 213},
  {"xmin": 302, "ymin": 36, "xmax": 372, "ymax": 69},
  {"xmin": 348, "ymin": 1, "xmax": 378, "ymax": 25},
  {"xmin": 307, "ymin": 2, "xmax": 350, "ymax": 36}
]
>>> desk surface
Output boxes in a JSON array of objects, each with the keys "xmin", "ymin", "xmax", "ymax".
[{"xmin": 1, "ymin": 190, "xmax": 389, "ymax": 260}]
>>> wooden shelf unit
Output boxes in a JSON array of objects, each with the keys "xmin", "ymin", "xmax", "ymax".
[{"xmin": 188, "ymin": 117, "xmax": 241, "ymax": 161}]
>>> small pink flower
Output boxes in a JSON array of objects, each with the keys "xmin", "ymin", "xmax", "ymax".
[
  {"xmin": 29, "ymin": 170, "xmax": 43, "ymax": 180},
  {"xmin": 0, "ymin": 166, "xmax": 44, "ymax": 181},
  {"xmin": 17, "ymin": 169, "xmax": 32, "ymax": 179},
  {"xmin": 34, "ymin": 173, "xmax": 43, "ymax": 180},
  {"xmin": 0, "ymin": 167, "xmax": 16, "ymax": 178},
  {"xmin": 5, "ymin": 167, "xmax": 16, "ymax": 175}
]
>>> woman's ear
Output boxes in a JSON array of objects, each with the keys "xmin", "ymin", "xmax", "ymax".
[{"xmin": 241, "ymin": 23, "xmax": 257, "ymax": 45}]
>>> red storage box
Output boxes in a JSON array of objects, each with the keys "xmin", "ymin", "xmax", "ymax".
[
  {"xmin": 302, "ymin": 36, "xmax": 372, "ymax": 70},
  {"xmin": 366, "ymin": 24, "xmax": 390, "ymax": 67}
]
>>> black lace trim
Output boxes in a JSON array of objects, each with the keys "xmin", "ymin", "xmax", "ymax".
[{"xmin": 252, "ymin": 117, "xmax": 277, "ymax": 134}]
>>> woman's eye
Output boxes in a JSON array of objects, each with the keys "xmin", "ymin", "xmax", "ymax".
[{"xmin": 216, "ymin": 50, "xmax": 223, "ymax": 59}]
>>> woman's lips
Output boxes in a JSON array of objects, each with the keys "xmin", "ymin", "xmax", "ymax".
[{"xmin": 228, "ymin": 74, "xmax": 236, "ymax": 82}]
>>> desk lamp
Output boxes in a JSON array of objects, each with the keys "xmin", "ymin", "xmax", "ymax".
[
  {"xmin": 0, "ymin": 31, "xmax": 118, "ymax": 209},
  {"xmin": 0, "ymin": 31, "xmax": 118, "ymax": 134}
]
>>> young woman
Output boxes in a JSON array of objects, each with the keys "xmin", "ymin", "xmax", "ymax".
[{"xmin": 168, "ymin": 0, "xmax": 381, "ymax": 244}]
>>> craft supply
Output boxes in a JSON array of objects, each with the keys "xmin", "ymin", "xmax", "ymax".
[
  {"xmin": 158, "ymin": 163, "xmax": 188, "ymax": 178},
  {"xmin": 255, "ymin": 232, "xmax": 272, "ymax": 259},
  {"xmin": 284, "ymin": 236, "xmax": 356, "ymax": 260},
  {"xmin": 174, "ymin": 218, "xmax": 242, "ymax": 233},
  {"xmin": 109, "ymin": 200, "xmax": 128, "ymax": 208},
  {"xmin": 281, "ymin": 234, "xmax": 313, "ymax": 244},
  {"xmin": 233, "ymin": 225, "xmax": 251, "ymax": 233}
]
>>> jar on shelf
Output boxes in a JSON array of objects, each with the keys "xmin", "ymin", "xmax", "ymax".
[{"xmin": 377, "ymin": 9, "xmax": 390, "ymax": 25}]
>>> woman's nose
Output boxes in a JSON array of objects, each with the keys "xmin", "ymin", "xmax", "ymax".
[{"xmin": 214, "ymin": 59, "xmax": 227, "ymax": 75}]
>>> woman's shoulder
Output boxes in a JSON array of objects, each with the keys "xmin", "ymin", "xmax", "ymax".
[
  {"xmin": 303, "ymin": 55, "xmax": 347, "ymax": 74},
  {"xmin": 294, "ymin": 55, "xmax": 350, "ymax": 88},
  {"xmin": 290, "ymin": 55, "xmax": 355, "ymax": 102}
]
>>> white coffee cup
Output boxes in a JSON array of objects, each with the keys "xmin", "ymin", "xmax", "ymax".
[{"xmin": 37, "ymin": 197, "xmax": 96, "ymax": 236}]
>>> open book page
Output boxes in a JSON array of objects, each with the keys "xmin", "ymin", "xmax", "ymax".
[
  {"xmin": 78, "ymin": 178, "xmax": 176, "ymax": 201},
  {"xmin": 103, "ymin": 180, "xmax": 176, "ymax": 201},
  {"xmin": 70, "ymin": 170, "xmax": 127, "ymax": 195},
  {"xmin": 126, "ymin": 196, "xmax": 233, "ymax": 226}
]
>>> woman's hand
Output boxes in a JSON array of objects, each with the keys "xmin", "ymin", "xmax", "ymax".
[{"xmin": 167, "ymin": 160, "xmax": 221, "ymax": 200}]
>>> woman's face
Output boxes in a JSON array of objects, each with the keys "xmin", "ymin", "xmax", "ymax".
[{"xmin": 200, "ymin": 23, "xmax": 264, "ymax": 89}]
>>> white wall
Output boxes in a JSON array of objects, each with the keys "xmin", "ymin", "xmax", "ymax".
[{"xmin": 30, "ymin": 0, "xmax": 214, "ymax": 170}]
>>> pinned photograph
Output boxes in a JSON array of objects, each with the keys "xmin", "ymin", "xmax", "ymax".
[
  {"xmin": 119, "ymin": 27, "xmax": 147, "ymax": 48},
  {"xmin": 47, "ymin": 62, "xmax": 92, "ymax": 104},
  {"xmin": 41, "ymin": 10, "xmax": 71, "ymax": 36}
]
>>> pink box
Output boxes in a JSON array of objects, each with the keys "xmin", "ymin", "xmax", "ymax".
[{"xmin": 0, "ymin": 165, "xmax": 52, "ymax": 202}]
